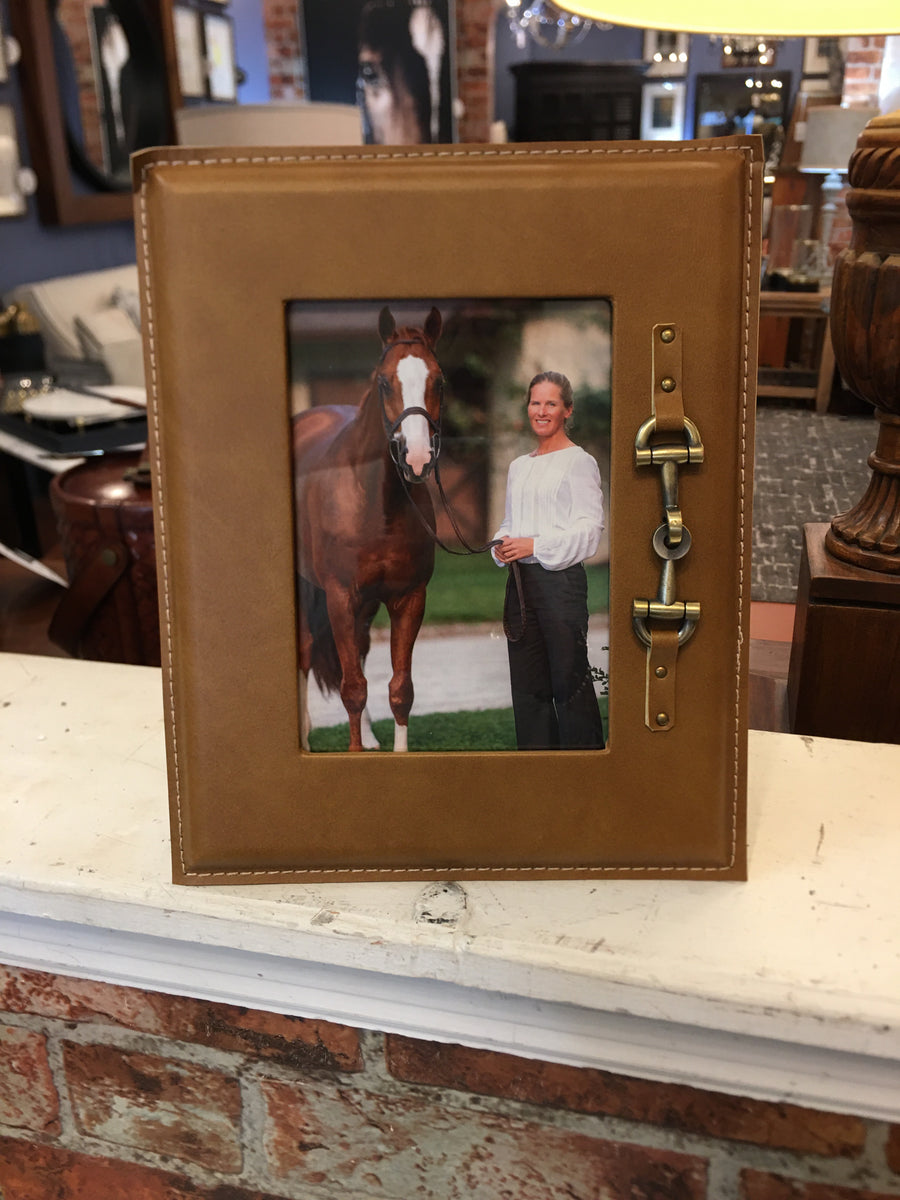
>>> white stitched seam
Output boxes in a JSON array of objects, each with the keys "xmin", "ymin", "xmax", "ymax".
[
  {"xmin": 139, "ymin": 143, "xmax": 751, "ymax": 878},
  {"xmin": 138, "ymin": 169, "xmax": 186, "ymax": 876}
]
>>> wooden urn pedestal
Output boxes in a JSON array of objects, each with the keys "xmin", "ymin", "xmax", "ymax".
[{"xmin": 788, "ymin": 523, "xmax": 900, "ymax": 743}]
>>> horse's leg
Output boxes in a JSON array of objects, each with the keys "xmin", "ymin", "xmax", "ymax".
[
  {"xmin": 356, "ymin": 598, "xmax": 381, "ymax": 751},
  {"xmin": 325, "ymin": 586, "xmax": 369, "ymax": 752},
  {"xmin": 385, "ymin": 583, "xmax": 427, "ymax": 753},
  {"xmin": 297, "ymin": 596, "xmax": 314, "ymax": 751},
  {"xmin": 299, "ymin": 672, "xmax": 312, "ymax": 752}
]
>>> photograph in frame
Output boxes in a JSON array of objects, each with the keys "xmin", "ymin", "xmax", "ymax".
[
  {"xmin": 803, "ymin": 36, "xmax": 843, "ymax": 77},
  {"xmin": 173, "ymin": 6, "xmax": 206, "ymax": 100},
  {"xmin": 287, "ymin": 298, "xmax": 611, "ymax": 755},
  {"xmin": 88, "ymin": 5, "xmax": 131, "ymax": 184},
  {"xmin": 203, "ymin": 12, "xmax": 237, "ymax": 102},
  {"xmin": 640, "ymin": 81, "xmax": 686, "ymax": 140},
  {"xmin": 303, "ymin": 0, "xmax": 456, "ymax": 144},
  {"xmin": 132, "ymin": 138, "xmax": 761, "ymax": 884}
]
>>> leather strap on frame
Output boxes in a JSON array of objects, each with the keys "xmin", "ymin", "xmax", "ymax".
[
  {"xmin": 652, "ymin": 323, "xmax": 684, "ymax": 433},
  {"xmin": 645, "ymin": 627, "xmax": 679, "ymax": 732},
  {"xmin": 645, "ymin": 323, "xmax": 686, "ymax": 732}
]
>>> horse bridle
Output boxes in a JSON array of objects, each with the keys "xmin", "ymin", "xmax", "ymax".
[
  {"xmin": 379, "ymin": 340, "xmax": 527, "ymax": 640},
  {"xmin": 378, "ymin": 338, "xmax": 443, "ymax": 471}
]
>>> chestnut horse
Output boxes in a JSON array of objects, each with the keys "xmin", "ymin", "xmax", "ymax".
[{"xmin": 293, "ymin": 307, "xmax": 443, "ymax": 752}]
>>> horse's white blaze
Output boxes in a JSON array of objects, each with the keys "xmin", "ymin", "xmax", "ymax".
[
  {"xmin": 393, "ymin": 722, "xmax": 408, "ymax": 752},
  {"xmin": 396, "ymin": 354, "xmax": 432, "ymax": 477}
]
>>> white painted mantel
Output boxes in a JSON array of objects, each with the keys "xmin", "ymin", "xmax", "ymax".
[{"xmin": 1, "ymin": 652, "xmax": 897, "ymax": 1120}]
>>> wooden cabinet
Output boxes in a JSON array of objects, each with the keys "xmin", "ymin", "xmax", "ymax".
[{"xmin": 511, "ymin": 62, "xmax": 644, "ymax": 143}]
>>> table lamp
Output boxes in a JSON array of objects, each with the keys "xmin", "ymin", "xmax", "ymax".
[{"xmin": 798, "ymin": 105, "xmax": 879, "ymax": 286}]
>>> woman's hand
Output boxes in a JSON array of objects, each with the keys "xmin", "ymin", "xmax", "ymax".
[{"xmin": 496, "ymin": 536, "xmax": 534, "ymax": 563}]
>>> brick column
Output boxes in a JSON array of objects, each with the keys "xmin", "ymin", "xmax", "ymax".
[
  {"xmin": 263, "ymin": 0, "xmax": 307, "ymax": 100},
  {"xmin": 455, "ymin": 0, "xmax": 499, "ymax": 143}
]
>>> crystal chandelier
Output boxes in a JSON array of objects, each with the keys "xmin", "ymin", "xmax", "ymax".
[{"xmin": 505, "ymin": 0, "xmax": 596, "ymax": 50}]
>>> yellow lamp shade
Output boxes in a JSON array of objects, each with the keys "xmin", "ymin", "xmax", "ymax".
[{"xmin": 555, "ymin": 0, "xmax": 897, "ymax": 36}]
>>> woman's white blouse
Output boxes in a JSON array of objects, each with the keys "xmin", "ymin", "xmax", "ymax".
[{"xmin": 492, "ymin": 444, "xmax": 604, "ymax": 571}]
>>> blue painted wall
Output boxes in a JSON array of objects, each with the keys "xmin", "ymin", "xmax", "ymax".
[{"xmin": 0, "ymin": 0, "xmax": 268, "ymax": 294}]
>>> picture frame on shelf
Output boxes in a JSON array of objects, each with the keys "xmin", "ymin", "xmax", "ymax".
[
  {"xmin": 303, "ymin": 0, "xmax": 457, "ymax": 144},
  {"xmin": 202, "ymin": 11, "xmax": 237, "ymax": 102},
  {"xmin": 132, "ymin": 137, "xmax": 761, "ymax": 885},
  {"xmin": 803, "ymin": 36, "xmax": 844, "ymax": 78},
  {"xmin": 173, "ymin": 5, "xmax": 206, "ymax": 100},
  {"xmin": 87, "ymin": 5, "xmax": 132, "ymax": 183},
  {"xmin": 640, "ymin": 80, "xmax": 686, "ymax": 140}
]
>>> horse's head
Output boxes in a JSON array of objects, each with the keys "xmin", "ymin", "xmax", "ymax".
[
  {"xmin": 377, "ymin": 306, "xmax": 443, "ymax": 483},
  {"xmin": 357, "ymin": 2, "xmax": 431, "ymax": 144}
]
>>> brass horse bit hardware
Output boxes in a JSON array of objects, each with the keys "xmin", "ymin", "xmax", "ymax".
[
  {"xmin": 632, "ymin": 415, "xmax": 704, "ymax": 650},
  {"xmin": 632, "ymin": 325, "xmax": 704, "ymax": 733}
]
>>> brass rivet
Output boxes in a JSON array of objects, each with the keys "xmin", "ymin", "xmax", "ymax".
[
  {"xmin": 100, "ymin": 548, "xmax": 118, "ymax": 567},
  {"xmin": 660, "ymin": 327, "xmax": 676, "ymax": 344},
  {"xmin": 660, "ymin": 376, "xmax": 677, "ymax": 393},
  {"xmin": 654, "ymin": 666, "xmax": 668, "ymax": 679},
  {"xmin": 656, "ymin": 712, "xmax": 670, "ymax": 727}
]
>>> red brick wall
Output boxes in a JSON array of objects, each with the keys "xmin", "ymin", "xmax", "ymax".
[
  {"xmin": 262, "ymin": 0, "xmax": 307, "ymax": 100},
  {"xmin": 842, "ymin": 36, "xmax": 887, "ymax": 108},
  {"xmin": 2, "ymin": 965, "xmax": 899, "ymax": 1199}
]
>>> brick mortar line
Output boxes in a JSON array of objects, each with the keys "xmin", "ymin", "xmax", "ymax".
[
  {"xmin": 5, "ymin": 1012, "xmax": 900, "ymax": 1195},
  {"xmin": 241, "ymin": 1063, "xmax": 897, "ymax": 1191}
]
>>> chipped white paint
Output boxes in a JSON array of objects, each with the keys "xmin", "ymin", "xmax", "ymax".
[
  {"xmin": 395, "ymin": 354, "xmax": 431, "ymax": 478},
  {"xmin": 414, "ymin": 881, "xmax": 468, "ymax": 927},
  {"xmin": 0, "ymin": 652, "xmax": 898, "ymax": 1119}
]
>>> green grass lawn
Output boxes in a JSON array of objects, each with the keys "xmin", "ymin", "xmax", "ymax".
[
  {"xmin": 372, "ymin": 551, "xmax": 609, "ymax": 628},
  {"xmin": 308, "ymin": 697, "xmax": 609, "ymax": 753}
]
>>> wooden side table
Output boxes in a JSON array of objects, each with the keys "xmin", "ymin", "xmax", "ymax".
[
  {"xmin": 758, "ymin": 289, "xmax": 835, "ymax": 413},
  {"xmin": 788, "ymin": 523, "xmax": 900, "ymax": 743}
]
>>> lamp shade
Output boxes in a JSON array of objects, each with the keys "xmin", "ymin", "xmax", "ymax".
[
  {"xmin": 799, "ymin": 106, "xmax": 881, "ymax": 172},
  {"xmin": 175, "ymin": 103, "xmax": 363, "ymax": 147},
  {"xmin": 553, "ymin": 0, "xmax": 895, "ymax": 35}
]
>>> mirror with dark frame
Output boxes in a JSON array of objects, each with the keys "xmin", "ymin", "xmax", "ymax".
[{"xmin": 9, "ymin": 0, "xmax": 175, "ymax": 224}]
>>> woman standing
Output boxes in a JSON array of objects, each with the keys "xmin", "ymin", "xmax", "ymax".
[{"xmin": 493, "ymin": 372, "xmax": 606, "ymax": 750}]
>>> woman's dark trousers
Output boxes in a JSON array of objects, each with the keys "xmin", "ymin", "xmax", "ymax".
[{"xmin": 505, "ymin": 562, "xmax": 605, "ymax": 750}]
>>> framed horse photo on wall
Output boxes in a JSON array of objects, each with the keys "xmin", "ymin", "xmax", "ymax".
[{"xmin": 132, "ymin": 136, "xmax": 762, "ymax": 885}]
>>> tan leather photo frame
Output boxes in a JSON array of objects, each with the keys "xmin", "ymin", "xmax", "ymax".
[{"xmin": 133, "ymin": 137, "xmax": 761, "ymax": 885}]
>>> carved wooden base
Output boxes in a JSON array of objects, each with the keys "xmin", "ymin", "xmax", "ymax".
[
  {"xmin": 789, "ymin": 523, "xmax": 900, "ymax": 743},
  {"xmin": 826, "ymin": 413, "xmax": 900, "ymax": 573}
]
